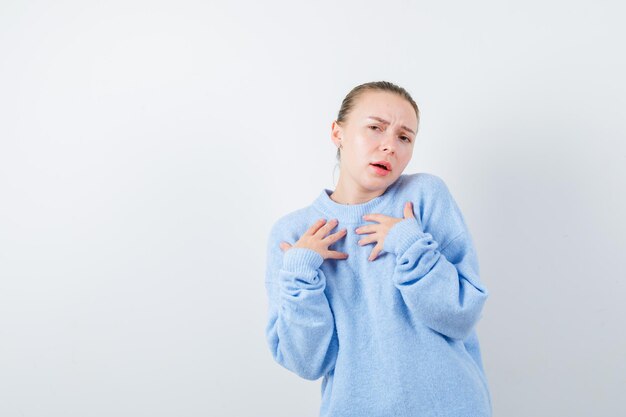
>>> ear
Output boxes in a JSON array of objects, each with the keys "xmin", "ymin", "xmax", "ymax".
[{"xmin": 330, "ymin": 120, "xmax": 343, "ymax": 148}]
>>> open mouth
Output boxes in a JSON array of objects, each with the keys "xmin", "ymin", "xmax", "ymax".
[{"xmin": 370, "ymin": 162, "xmax": 391, "ymax": 171}]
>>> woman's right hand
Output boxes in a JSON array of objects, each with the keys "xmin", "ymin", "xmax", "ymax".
[{"xmin": 279, "ymin": 218, "xmax": 349, "ymax": 260}]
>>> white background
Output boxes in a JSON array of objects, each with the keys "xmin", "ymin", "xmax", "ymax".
[{"xmin": 1, "ymin": 1, "xmax": 625, "ymax": 416}]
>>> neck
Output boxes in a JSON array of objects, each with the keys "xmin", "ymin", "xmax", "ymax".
[{"xmin": 330, "ymin": 176, "xmax": 386, "ymax": 205}]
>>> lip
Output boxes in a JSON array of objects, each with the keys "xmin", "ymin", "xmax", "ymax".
[{"xmin": 370, "ymin": 160, "xmax": 392, "ymax": 171}]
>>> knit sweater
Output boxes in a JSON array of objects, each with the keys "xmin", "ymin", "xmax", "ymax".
[{"xmin": 264, "ymin": 173, "xmax": 491, "ymax": 417}]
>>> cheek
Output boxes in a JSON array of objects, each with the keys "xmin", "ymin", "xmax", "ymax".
[
  {"xmin": 350, "ymin": 137, "xmax": 372, "ymax": 154},
  {"xmin": 399, "ymin": 149, "xmax": 413, "ymax": 164}
]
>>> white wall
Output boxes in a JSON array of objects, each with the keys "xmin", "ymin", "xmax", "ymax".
[{"xmin": 1, "ymin": 1, "xmax": 624, "ymax": 416}]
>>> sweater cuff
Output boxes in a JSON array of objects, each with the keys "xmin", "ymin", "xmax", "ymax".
[
  {"xmin": 383, "ymin": 217, "xmax": 431, "ymax": 256},
  {"xmin": 281, "ymin": 247, "xmax": 325, "ymax": 284}
]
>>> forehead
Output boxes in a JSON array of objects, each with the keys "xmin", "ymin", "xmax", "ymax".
[{"xmin": 350, "ymin": 90, "xmax": 417, "ymax": 126}]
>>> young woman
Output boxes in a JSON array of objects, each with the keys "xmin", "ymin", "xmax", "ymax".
[{"xmin": 264, "ymin": 81, "xmax": 492, "ymax": 417}]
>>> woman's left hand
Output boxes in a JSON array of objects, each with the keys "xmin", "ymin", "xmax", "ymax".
[{"xmin": 356, "ymin": 201, "xmax": 415, "ymax": 262}]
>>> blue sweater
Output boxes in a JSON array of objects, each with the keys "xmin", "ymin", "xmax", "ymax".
[{"xmin": 264, "ymin": 173, "xmax": 492, "ymax": 417}]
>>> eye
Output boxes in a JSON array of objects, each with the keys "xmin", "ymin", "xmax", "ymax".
[
  {"xmin": 368, "ymin": 125, "xmax": 381, "ymax": 131},
  {"xmin": 400, "ymin": 136, "xmax": 411, "ymax": 143}
]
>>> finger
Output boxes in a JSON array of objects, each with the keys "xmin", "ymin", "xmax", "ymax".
[
  {"xmin": 323, "ymin": 228, "xmax": 347, "ymax": 244},
  {"xmin": 357, "ymin": 234, "xmax": 376, "ymax": 246},
  {"xmin": 368, "ymin": 245, "xmax": 382, "ymax": 261},
  {"xmin": 315, "ymin": 218, "xmax": 338, "ymax": 237},
  {"xmin": 362, "ymin": 213, "xmax": 389, "ymax": 223},
  {"xmin": 306, "ymin": 219, "xmax": 328, "ymax": 236},
  {"xmin": 326, "ymin": 250, "xmax": 349, "ymax": 260},
  {"xmin": 279, "ymin": 242, "xmax": 292, "ymax": 252},
  {"xmin": 355, "ymin": 224, "xmax": 377, "ymax": 235},
  {"xmin": 404, "ymin": 201, "xmax": 415, "ymax": 219}
]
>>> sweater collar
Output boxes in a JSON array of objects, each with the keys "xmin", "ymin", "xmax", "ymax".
[{"xmin": 312, "ymin": 176, "xmax": 404, "ymax": 224}]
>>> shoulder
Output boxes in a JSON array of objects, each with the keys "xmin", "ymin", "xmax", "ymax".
[
  {"xmin": 399, "ymin": 171, "xmax": 467, "ymax": 245},
  {"xmin": 267, "ymin": 205, "xmax": 319, "ymax": 247},
  {"xmin": 399, "ymin": 171, "xmax": 449, "ymax": 193}
]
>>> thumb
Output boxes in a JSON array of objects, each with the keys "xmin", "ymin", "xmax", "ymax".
[
  {"xmin": 279, "ymin": 241, "xmax": 292, "ymax": 252},
  {"xmin": 404, "ymin": 201, "xmax": 415, "ymax": 219}
]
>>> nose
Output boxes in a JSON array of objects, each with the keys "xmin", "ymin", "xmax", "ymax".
[{"xmin": 380, "ymin": 133, "xmax": 396, "ymax": 154}]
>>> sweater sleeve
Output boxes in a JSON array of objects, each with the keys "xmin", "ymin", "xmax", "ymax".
[
  {"xmin": 264, "ymin": 227, "xmax": 338, "ymax": 381},
  {"xmin": 382, "ymin": 216, "xmax": 488, "ymax": 341}
]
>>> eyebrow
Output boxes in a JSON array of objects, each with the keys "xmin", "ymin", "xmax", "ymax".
[{"xmin": 367, "ymin": 116, "xmax": 416, "ymax": 135}]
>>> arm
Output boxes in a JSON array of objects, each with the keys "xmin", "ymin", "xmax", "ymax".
[
  {"xmin": 383, "ymin": 208, "xmax": 489, "ymax": 341},
  {"xmin": 264, "ymin": 226, "xmax": 338, "ymax": 381}
]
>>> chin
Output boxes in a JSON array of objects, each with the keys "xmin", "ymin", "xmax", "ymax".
[{"xmin": 363, "ymin": 174, "xmax": 395, "ymax": 190}]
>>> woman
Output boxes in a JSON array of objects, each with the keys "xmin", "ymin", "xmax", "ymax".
[{"xmin": 264, "ymin": 81, "xmax": 492, "ymax": 417}]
